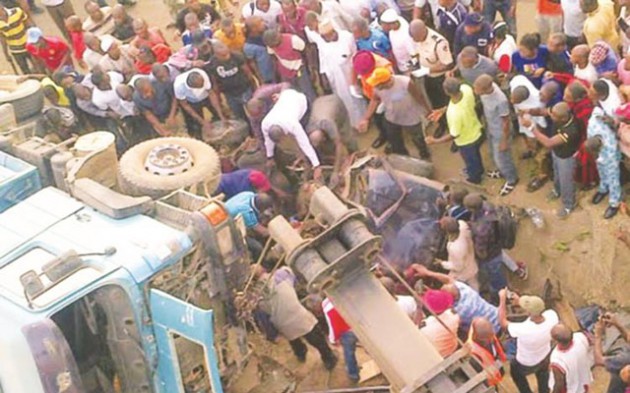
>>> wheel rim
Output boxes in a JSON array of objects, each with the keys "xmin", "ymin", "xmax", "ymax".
[{"xmin": 144, "ymin": 143, "xmax": 193, "ymax": 176}]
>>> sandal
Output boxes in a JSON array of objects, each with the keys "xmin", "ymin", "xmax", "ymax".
[
  {"xmin": 499, "ymin": 181, "xmax": 516, "ymax": 196},
  {"xmin": 487, "ymin": 170, "xmax": 502, "ymax": 179},
  {"xmin": 527, "ymin": 177, "xmax": 547, "ymax": 193}
]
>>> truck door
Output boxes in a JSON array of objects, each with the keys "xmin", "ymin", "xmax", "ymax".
[{"xmin": 150, "ymin": 288, "xmax": 224, "ymax": 393}]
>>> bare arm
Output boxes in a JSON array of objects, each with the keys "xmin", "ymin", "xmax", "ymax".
[
  {"xmin": 179, "ymin": 99, "xmax": 205, "ymax": 125},
  {"xmin": 498, "ymin": 289, "xmax": 509, "ymax": 330},
  {"xmin": 593, "ymin": 320, "xmax": 606, "ymax": 367},
  {"xmin": 532, "ymin": 126, "xmax": 565, "ymax": 149},
  {"xmin": 142, "ymin": 110, "xmax": 168, "ymax": 136},
  {"xmin": 208, "ymin": 90, "xmax": 226, "ymax": 120},
  {"xmin": 551, "ymin": 367, "xmax": 566, "ymax": 393}
]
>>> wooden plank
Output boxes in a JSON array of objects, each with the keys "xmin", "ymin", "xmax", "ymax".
[
  {"xmin": 359, "ymin": 359, "xmax": 382, "ymax": 383},
  {"xmin": 451, "ymin": 372, "xmax": 490, "ymax": 393}
]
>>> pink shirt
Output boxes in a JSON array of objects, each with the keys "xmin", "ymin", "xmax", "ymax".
[{"xmin": 618, "ymin": 59, "xmax": 630, "ymax": 86}]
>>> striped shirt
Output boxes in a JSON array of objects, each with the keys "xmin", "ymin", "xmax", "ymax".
[{"xmin": 0, "ymin": 7, "xmax": 28, "ymax": 53}]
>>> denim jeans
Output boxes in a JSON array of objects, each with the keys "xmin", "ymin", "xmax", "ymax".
[
  {"xmin": 479, "ymin": 252, "xmax": 508, "ymax": 304},
  {"xmin": 226, "ymin": 88, "xmax": 254, "ymax": 122},
  {"xmin": 509, "ymin": 356, "xmax": 550, "ymax": 393},
  {"xmin": 458, "ymin": 138, "xmax": 484, "ymax": 184},
  {"xmin": 488, "ymin": 134, "xmax": 518, "ymax": 184},
  {"xmin": 483, "ymin": 0, "xmax": 516, "ymax": 36},
  {"xmin": 243, "ymin": 43, "xmax": 275, "ymax": 84},
  {"xmin": 340, "ymin": 331, "xmax": 359, "ymax": 380},
  {"xmin": 552, "ymin": 153, "xmax": 576, "ymax": 210}
]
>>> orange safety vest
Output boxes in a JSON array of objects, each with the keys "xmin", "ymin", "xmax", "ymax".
[{"xmin": 466, "ymin": 329, "xmax": 507, "ymax": 386}]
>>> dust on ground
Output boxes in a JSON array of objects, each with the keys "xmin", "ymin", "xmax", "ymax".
[{"xmin": 4, "ymin": 0, "xmax": 628, "ymax": 391}]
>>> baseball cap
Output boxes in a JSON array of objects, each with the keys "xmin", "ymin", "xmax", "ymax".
[
  {"xmin": 379, "ymin": 9, "xmax": 399, "ymax": 24},
  {"xmin": 249, "ymin": 170, "xmax": 271, "ymax": 192},
  {"xmin": 464, "ymin": 12, "xmax": 484, "ymax": 26},
  {"xmin": 422, "ymin": 289, "xmax": 454, "ymax": 315},
  {"xmin": 26, "ymin": 27, "xmax": 43, "ymax": 44},
  {"xmin": 518, "ymin": 295, "xmax": 545, "ymax": 315}
]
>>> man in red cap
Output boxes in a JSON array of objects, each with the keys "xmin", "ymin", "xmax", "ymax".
[
  {"xmin": 215, "ymin": 168, "xmax": 272, "ymax": 199},
  {"xmin": 419, "ymin": 289, "xmax": 460, "ymax": 357}
]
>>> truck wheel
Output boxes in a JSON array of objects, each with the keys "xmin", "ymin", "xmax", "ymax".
[
  {"xmin": 0, "ymin": 79, "xmax": 44, "ymax": 122},
  {"xmin": 118, "ymin": 137, "xmax": 221, "ymax": 198},
  {"xmin": 385, "ymin": 154, "xmax": 434, "ymax": 179},
  {"xmin": 202, "ymin": 119, "xmax": 249, "ymax": 152}
]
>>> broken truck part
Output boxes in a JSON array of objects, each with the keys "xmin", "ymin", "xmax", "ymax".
[{"xmin": 268, "ymin": 187, "xmax": 494, "ymax": 393}]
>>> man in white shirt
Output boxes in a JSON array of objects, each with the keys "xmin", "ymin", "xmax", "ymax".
[
  {"xmin": 379, "ymin": 9, "xmax": 414, "ymax": 73},
  {"xmin": 592, "ymin": 78, "xmax": 622, "ymax": 117},
  {"xmin": 499, "ymin": 291, "xmax": 559, "ymax": 393},
  {"xmin": 560, "ymin": 0, "xmax": 586, "ymax": 48},
  {"xmin": 439, "ymin": 216, "xmax": 478, "ymax": 290},
  {"xmin": 261, "ymin": 89, "xmax": 322, "ymax": 179},
  {"xmin": 241, "ymin": 0, "xmax": 282, "ymax": 29},
  {"xmin": 570, "ymin": 44, "xmax": 598, "ymax": 84},
  {"xmin": 301, "ymin": 0, "xmax": 354, "ymax": 31},
  {"xmin": 379, "ymin": 276, "xmax": 422, "ymax": 325},
  {"xmin": 549, "ymin": 324, "xmax": 593, "ymax": 393},
  {"xmin": 89, "ymin": 69, "xmax": 129, "ymax": 152},
  {"xmin": 99, "ymin": 36, "xmax": 134, "ymax": 77}
]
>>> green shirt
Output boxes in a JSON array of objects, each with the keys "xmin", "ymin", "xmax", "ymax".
[{"xmin": 446, "ymin": 84, "xmax": 483, "ymax": 146}]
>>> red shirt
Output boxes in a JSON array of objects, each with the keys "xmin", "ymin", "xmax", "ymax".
[
  {"xmin": 322, "ymin": 298, "xmax": 351, "ymax": 343},
  {"xmin": 26, "ymin": 37, "xmax": 70, "ymax": 71},
  {"xmin": 69, "ymin": 31, "xmax": 86, "ymax": 61},
  {"xmin": 134, "ymin": 43, "xmax": 172, "ymax": 74}
]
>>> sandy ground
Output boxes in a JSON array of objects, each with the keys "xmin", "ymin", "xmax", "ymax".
[{"xmin": 2, "ymin": 0, "xmax": 628, "ymax": 391}]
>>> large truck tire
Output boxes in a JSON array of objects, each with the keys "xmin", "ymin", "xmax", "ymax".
[
  {"xmin": 0, "ymin": 80, "xmax": 44, "ymax": 122},
  {"xmin": 202, "ymin": 119, "xmax": 249, "ymax": 152},
  {"xmin": 118, "ymin": 137, "xmax": 221, "ymax": 199},
  {"xmin": 385, "ymin": 154, "xmax": 434, "ymax": 179}
]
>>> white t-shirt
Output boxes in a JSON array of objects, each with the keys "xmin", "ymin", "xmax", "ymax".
[
  {"xmin": 241, "ymin": 0, "xmax": 282, "ymax": 29},
  {"xmin": 574, "ymin": 63, "xmax": 598, "ymax": 85},
  {"xmin": 388, "ymin": 18, "xmax": 414, "ymax": 72},
  {"xmin": 492, "ymin": 35, "xmax": 517, "ymax": 70},
  {"xmin": 396, "ymin": 295, "xmax": 417, "ymax": 318},
  {"xmin": 560, "ymin": 0, "xmax": 587, "ymax": 38},
  {"xmin": 507, "ymin": 309, "xmax": 559, "ymax": 366},
  {"xmin": 91, "ymin": 71, "xmax": 125, "ymax": 115},
  {"xmin": 549, "ymin": 332, "xmax": 593, "ymax": 393},
  {"xmin": 599, "ymin": 79, "xmax": 622, "ymax": 117}
]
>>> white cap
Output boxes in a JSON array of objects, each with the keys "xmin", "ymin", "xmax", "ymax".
[
  {"xmin": 380, "ymin": 9, "xmax": 399, "ymax": 24},
  {"xmin": 100, "ymin": 36, "xmax": 115, "ymax": 52}
]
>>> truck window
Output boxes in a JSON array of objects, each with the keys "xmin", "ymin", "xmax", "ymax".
[{"xmin": 50, "ymin": 285, "xmax": 153, "ymax": 393}]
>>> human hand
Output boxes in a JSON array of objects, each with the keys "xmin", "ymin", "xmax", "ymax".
[
  {"xmin": 594, "ymin": 318, "xmax": 606, "ymax": 337},
  {"xmin": 191, "ymin": 60, "xmax": 206, "ymax": 68},
  {"xmin": 499, "ymin": 138, "xmax": 509, "ymax": 152},
  {"xmin": 533, "ymin": 68, "xmax": 546, "ymax": 78},
  {"xmin": 425, "ymin": 135, "xmax": 436, "ymax": 145},
  {"xmin": 358, "ymin": 119, "xmax": 370, "ymax": 133},
  {"xmin": 427, "ymin": 108, "xmax": 445, "ymax": 123}
]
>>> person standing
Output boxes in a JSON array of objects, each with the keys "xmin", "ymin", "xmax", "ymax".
[
  {"xmin": 435, "ymin": 0, "xmax": 467, "ymax": 46},
  {"xmin": 474, "ymin": 74, "xmax": 519, "ymax": 196},
  {"xmin": 241, "ymin": 0, "xmax": 282, "ymax": 30},
  {"xmin": 358, "ymin": 67, "xmax": 431, "ymax": 158},
  {"xmin": 548, "ymin": 324, "xmax": 593, "ymax": 393},
  {"xmin": 379, "ymin": 9, "xmax": 414, "ymax": 74},
  {"xmin": 532, "ymin": 102, "xmax": 580, "ymax": 218},
  {"xmin": 351, "ymin": 17, "xmax": 393, "ymax": 61},
  {"xmin": 586, "ymin": 106, "xmax": 622, "ymax": 219},
  {"xmin": 482, "ymin": 0, "xmax": 516, "ymax": 36},
  {"xmin": 453, "ymin": 12, "xmax": 494, "ymax": 57},
  {"xmin": 25, "ymin": 27, "xmax": 71, "ymax": 74},
  {"xmin": 581, "ymin": 0, "xmax": 619, "ymax": 48},
  {"xmin": 536, "ymin": 0, "xmax": 563, "ymax": 42},
  {"xmin": 426, "ymin": 78, "xmax": 484, "ymax": 184},
  {"xmin": 322, "ymin": 297, "xmax": 359, "ymax": 382},
  {"xmin": 499, "ymin": 291, "xmax": 559, "ymax": 393},
  {"xmin": 0, "ymin": 4, "xmax": 32, "ymax": 74},
  {"xmin": 560, "ymin": 0, "xmax": 586, "ymax": 49},
  {"xmin": 438, "ymin": 216, "xmax": 479, "ymax": 290},
  {"xmin": 40, "ymin": 0, "xmax": 74, "ymax": 39}
]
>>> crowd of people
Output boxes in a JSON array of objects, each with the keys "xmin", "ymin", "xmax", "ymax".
[{"xmin": 1, "ymin": 0, "xmax": 630, "ymax": 391}]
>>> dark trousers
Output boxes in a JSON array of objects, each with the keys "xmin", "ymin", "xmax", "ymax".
[
  {"xmin": 425, "ymin": 74, "xmax": 449, "ymax": 137},
  {"xmin": 182, "ymin": 98, "xmax": 219, "ymax": 140},
  {"xmin": 11, "ymin": 51, "xmax": 33, "ymax": 74},
  {"xmin": 509, "ymin": 356, "xmax": 550, "ymax": 393},
  {"xmin": 459, "ymin": 138, "xmax": 484, "ymax": 184},
  {"xmin": 289, "ymin": 325, "xmax": 335, "ymax": 364},
  {"xmin": 383, "ymin": 119, "xmax": 430, "ymax": 159},
  {"xmin": 45, "ymin": 0, "xmax": 74, "ymax": 40}
]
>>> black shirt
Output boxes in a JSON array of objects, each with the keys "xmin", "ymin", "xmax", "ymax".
[
  {"xmin": 552, "ymin": 117, "xmax": 581, "ymax": 158},
  {"xmin": 205, "ymin": 53, "xmax": 251, "ymax": 95},
  {"xmin": 113, "ymin": 14, "xmax": 136, "ymax": 42}
]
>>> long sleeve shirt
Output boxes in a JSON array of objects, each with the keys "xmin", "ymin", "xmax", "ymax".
[
  {"xmin": 248, "ymin": 83, "xmax": 289, "ymax": 145},
  {"xmin": 261, "ymin": 89, "xmax": 320, "ymax": 167}
]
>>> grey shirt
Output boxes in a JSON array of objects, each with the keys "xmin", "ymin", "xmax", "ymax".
[
  {"xmin": 458, "ymin": 55, "xmax": 498, "ymax": 85},
  {"xmin": 480, "ymin": 83, "xmax": 510, "ymax": 138},
  {"xmin": 306, "ymin": 94, "xmax": 357, "ymax": 153},
  {"xmin": 374, "ymin": 75, "xmax": 426, "ymax": 127}
]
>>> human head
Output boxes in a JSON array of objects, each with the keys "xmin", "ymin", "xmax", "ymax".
[
  {"xmin": 254, "ymin": 191, "xmax": 274, "ymax": 220},
  {"xmin": 443, "ymin": 77, "xmax": 462, "ymax": 98},
  {"xmin": 101, "ymin": 37, "xmax": 120, "ymax": 59},
  {"xmin": 72, "ymin": 83, "xmax": 92, "ymax": 101},
  {"xmin": 539, "ymin": 81, "xmax": 559, "ymax": 103},
  {"xmin": 308, "ymin": 129, "xmax": 327, "ymax": 148},
  {"xmin": 449, "ymin": 187, "xmax": 469, "ymax": 205},
  {"xmin": 459, "ymin": 46, "xmax": 479, "ymax": 69},
  {"xmin": 589, "ymin": 41, "xmax": 610, "ymax": 66},
  {"xmin": 112, "ymin": 4, "xmax": 127, "ymax": 24},
  {"xmin": 83, "ymin": 32, "xmax": 101, "ymax": 52},
  {"xmin": 256, "ymin": 0, "xmax": 272, "ymax": 12},
  {"xmin": 245, "ymin": 16, "xmax": 266, "ymax": 35},
  {"xmin": 184, "ymin": 12, "xmax": 200, "ymax": 31},
  {"xmin": 422, "ymin": 289, "xmax": 454, "ymax": 315},
  {"xmin": 26, "ymin": 27, "xmax": 44, "ymax": 47},
  {"xmin": 471, "ymin": 317, "xmax": 495, "ymax": 345},
  {"xmin": 438, "ymin": 0, "xmax": 456, "ymax": 8},
  {"xmin": 409, "ymin": 19, "xmax": 428, "ymax": 42},
  {"xmin": 249, "ymin": 170, "xmax": 271, "ymax": 192},
  {"xmin": 90, "ymin": 69, "xmax": 111, "ymax": 91},
  {"xmin": 300, "ymin": 0, "xmax": 321, "ymax": 13},
  {"xmin": 304, "ymin": 10, "xmax": 319, "ymax": 31},
  {"xmin": 518, "ymin": 295, "xmax": 545, "ymax": 317},
  {"xmin": 547, "ymin": 33, "xmax": 567, "ymax": 54},
  {"xmin": 151, "ymin": 63, "xmax": 170, "ymax": 83},
  {"xmin": 85, "ymin": 1, "xmax": 103, "ymax": 21},
  {"xmin": 551, "ymin": 323, "xmax": 573, "ymax": 346},
  {"xmin": 550, "ymin": 101, "xmax": 571, "ymax": 124},
  {"xmin": 441, "ymin": 283, "xmax": 460, "ymax": 301},
  {"xmin": 246, "ymin": 98, "xmax": 265, "ymax": 118},
  {"xmin": 64, "ymin": 15, "xmax": 82, "ymax": 32},
  {"xmin": 280, "ymin": 0, "xmax": 297, "ymax": 16},
  {"xmin": 379, "ymin": 9, "xmax": 400, "ymax": 33},
  {"xmin": 584, "ymin": 135, "xmax": 603, "ymax": 157},
  {"xmin": 220, "ymin": 17, "xmax": 236, "ymax": 37},
  {"xmin": 439, "ymin": 216, "xmax": 460, "ymax": 239},
  {"xmin": 52, "ymin": 71, "xmax": 76, "ymax": 89},
  {"xmin": 116, "ymin": 84, "xmax": 133, "ymax": 101},
  {"xmin": 186, "ymin": 70, "xmax": 206, "ymax": 89},
  {"xmin": 590, "ymin": 79, "xmax": 610, "ymax": 102},
  {"xmin": 136, "ymin": 77, "xmax": 155, "ymax": 100},
  {"xmin": 262, "ymin": 28, "xmax": 282, "ymax": 48},
  {"xmin": 511, "ymin": 86, "xmax": 530, "ymax": 104},
  {"xmin": 620, "ymin": 365, "xmax": 630, "ymax": 385},
  {"xmin": 473, "ymin": 74, "xmax": 494, "ymax": 96},
  {"xmin": 492, "ymin": 21, "xmax": 508, "ymax": 41},
  {"xmin": 580, "ymin": 0, "xmax": 598, "ymax": 13},
  {"xmin": 463, "ymin": 12, "xmax": 483, "ymax": 35},
  {"xmin": 132, "ymin": 18, "xmax": 149, "ymax": 37},
  {"xmin": 186, "ymin": 0, "xmax": 202, "ymax": 12},
  {"xmin": 319, "ymin": 19, "xmax": 337, "ymax": 42},
  {"xmin": 563, "ymin": 81, "xmax": 588, "ymax": 103},
  {"xmin": 212, "ymin": 41, "xmax": 231, "ymax": 61},
  {"xmin": 570, "ymin": 44, "xmax": 590, "ymax": 66},
  {"xmin": 192, "ymin": 30, "xmax": 213, "ymax": 59},
  {"xmin": 463, "ymin": 193, "xmax": 483, "ymax": 213},
  {"xmin": 43, "ymin": 107, "xmax": 63, "ymax": 127},
  {"xmin": 352, "ymin": 50, "xmax": 376, "ymax": 77},
  {"xmin": 371, "ymin": 67, "xmax": 394, "ymax": 90},
  {"xmin": 137, "ymin": 45, "xmax": 157, "ymax": 64},
  {"xmin": 351, "ymin": 17, "xmax": 370, "ymax": 40},
  {"xmin": 519, "ymin": 33, "xmax": 541, "ymax": 58},
  {"xmin": 268, "ymin": 125, "xmax": 284, "ymax": 142}
]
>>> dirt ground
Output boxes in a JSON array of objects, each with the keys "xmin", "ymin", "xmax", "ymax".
[{"xmin": 3, "ymin": 0, "xmax": 628, "ymax": 391}]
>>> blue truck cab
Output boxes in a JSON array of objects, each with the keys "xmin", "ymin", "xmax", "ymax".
[
  {"xmin": 0, "ymin": 186, "xmax": 251, "ymax": 393},
  {"xmin": 0, "ymin": 150, "xmax": 41, "ymax": 212}
]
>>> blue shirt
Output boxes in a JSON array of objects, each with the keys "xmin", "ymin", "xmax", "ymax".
[
  {"xmin": 356, "ymin": 28, "xmax": 392, "ymax": 58},
  {"xmin": 436, "ymin": 3, "xmax": 467, "ymax": 44},
  {"xmin": 182, "ymin": 27, "xmax": 213, "ymax": 46},
  {"xmin": 216, "ymin": 169, "xmax": 255, "ymax": 199},
  {"xmin": 594, "ymin": 50, "xmax": 619, "ymax": 76},
  {"xmin": 225, "ymin": 191, "xmax": 259, "ymax": 228},
  {"xmin": 453, "ymin": 22, "xmax": 493, "ymax": 56},
  {"xmin": 454, "ymin": 281, "xmax": 500, "ymax": 333},
  {"xmin": 512, "ymin": 45, "xmax": 549, "ymax": 88}
]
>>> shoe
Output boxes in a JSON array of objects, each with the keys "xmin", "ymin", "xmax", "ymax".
[
  {"xmin": 547, "ymin": 190, "xmax": 560, "ymax": 201},
  {"xmin": 323, "ymin": 354, "xmax": 338, "ymax": 371},
  {"xmin": 487, "ymin": 170, "xmax": 502, "ymax": 179},
  {"xmin": 348, "ymin": 374, "xmax": 360, "ymax": 383},
  {"xmin": 499, "ymin": 180, "xmax": 518, "ymax": 196},
  {"xmin": 527, "ymin": 177, "xmax": 547, "ymax": 193},
  {"xmin": 29, "ymin": 5, "xmax": 45, "ymax": 14},
  {"xmin": 556, "ymin": 207, "xmax": 572, "ymax": 219},
  {"xmin": 604, "ymin": 206, "xmax": 619, "ymax": 219},
  {"xmin": 515, "ymin": 261, "xmax": 528, "ymax": 280},
  {"xmin": 371, "ymin": 135, "xmax": 387, "ymax": 149},
  {"xmin": 592, "ymin": 191, "xmax": 609, "ymax": 205}
]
